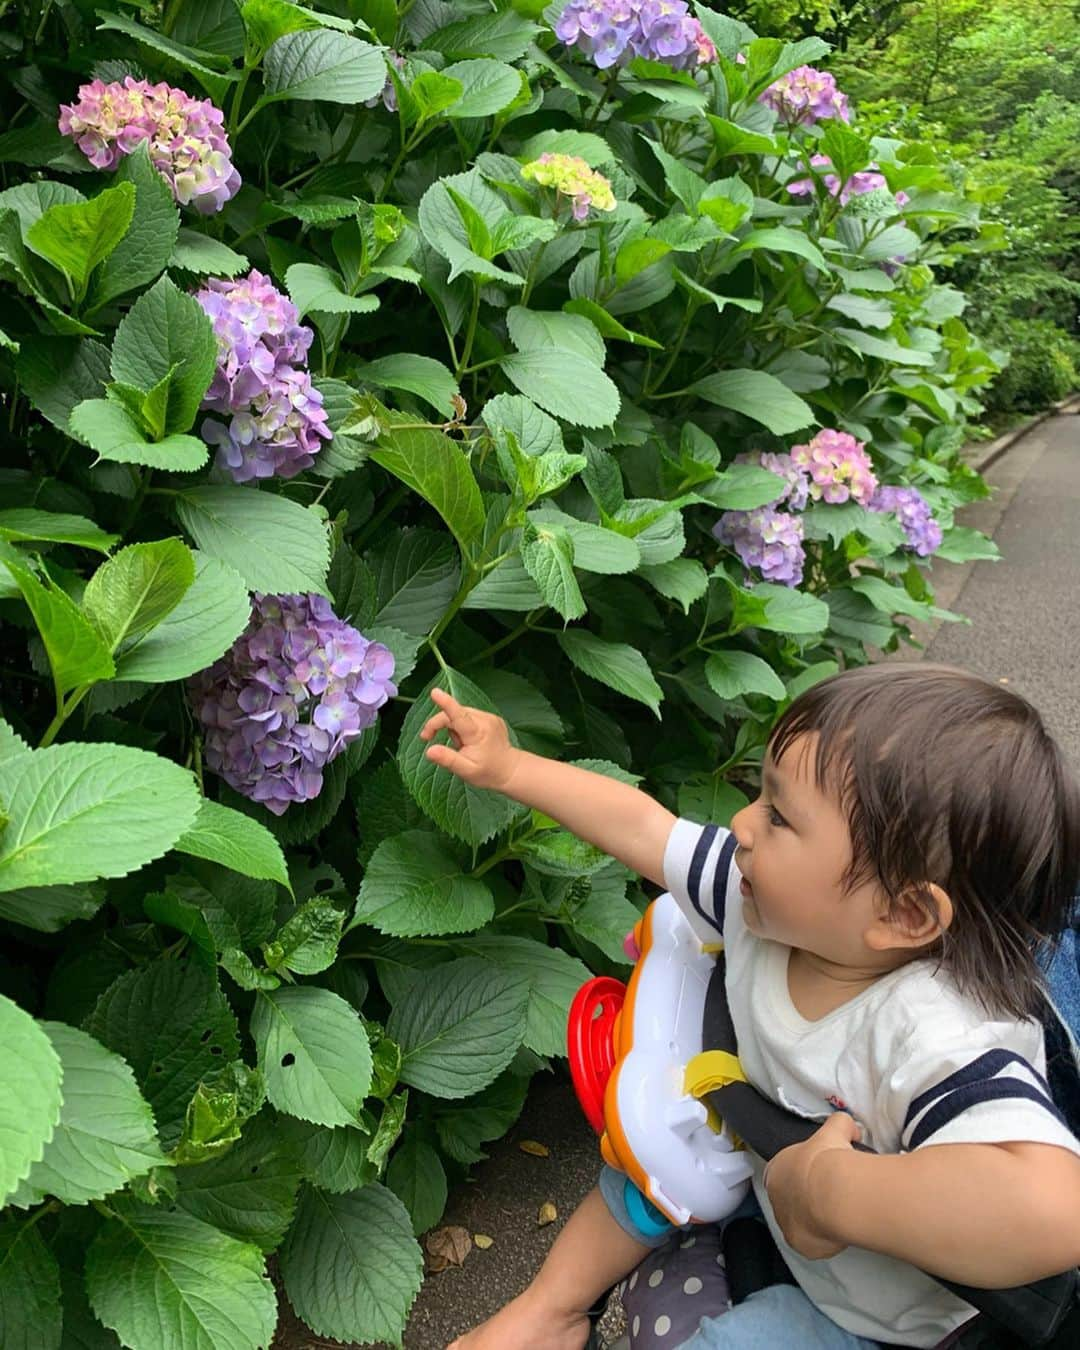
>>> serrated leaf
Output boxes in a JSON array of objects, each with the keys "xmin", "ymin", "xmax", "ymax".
[
  {"xmin": 731, "ymin": 581, "xmax": 830, "ymax": 636},
  {"xmin": 354, "ymin": 831, "xmax": 494, "ymax": 937},
  {"xmin": 386, "ymin": 1133, "xmax": 447, "ymax": 1236},
  {"xmin": 261, "ymin": 29, "xmax": 386, "ymax": 105},
  {"xmin": 0, "ymin": 508, "xmax": 117, "ymax": 554},
  {"xmin": 116, "ymin": 553, "xmax": 252, "ymax": 684},
  {"xmin": 557, "ymin": 630, "xmax": 662, "ymax": 717},
  {"xmin": 173, "ymin": 798, "xmax": 289, "ymax": 888},
  {"xmin": 69, "ymin": 400, "xmax": 209, "ymax": 471},
  {"xmin": 520, "ymin": 522, "xmax": 585, "ymax": 621},
  {"xmin": 462, "ymin": 935, "xmax": 591, "ymax": 1058},
  {"xmin": 0, "ymin": 1215, "xmax": 62, "ymax": 1350},
  {"xmin": 482, "ymin": 392, "xmax": 564, "ymax": 457},
  {"xmin": 369, "ymin": 528, "xmax": 460, "ymax": 636},
  {"xmin": 0, "ymin": 995, "xmax": 63, "ymax": 1206},
  {"xmin": 169, "ymin": 229, "xmax": 249, "ymax": 276},
  {"xmin": 387, "ymin": 957, "xmax": 529, "ymax": 1099},
  {"xmin": 82, "ymin": 539, "xmax": 195, "ymax": 655},
  {"xmin": 0, "ymin": 880, "xmax": 106, "ymax": 933},
  {"xmin": 442, "ymin": 59, "xmax": 520, "ymax": 117},
  {"xmin": 16, "ymin": 1022, "xmax": 165, "ymax": 1206},
  {"xmin": 500, "ymin": 350, "xmax": 620, "ymax": 429},
  {"xmin": 263, "ymin": 899, "xmax": 343, "ymax": 975},
  {"xmin": 689, "ymin": 369, "xmax": 815, "ymax": 435},
  {"xmin": 91, "ymin": 143, "xmax": 179, "ymax": 310},
  {"xmin": 252, "ymin": 986, "xmax": 373, "ymax": 1127},
  {"xmin": 638, "ymin": 558, "xmax": 707, "ymax": 612},
  {"xmin": 528, "ymin": 506, "xmax": 639, "ymax": 574},
  {"xmin": 0, "ymin": 742, "xmax": 199, "ymax": 893},
  {"xmin": 704, "ymin": 649, "xmax": 786, "ymax": 701},
  {"xmin": 15, "ymin": 335, "xmax": 110, "ymax": 434},
  {"xmin": 25, "ymin": 184, "xmax": 135, "ymax": 296},
  {"xmin": 281, "ymin": 1118, "xmax": 376, "ymax": 1194},
  {"xmin": 432, "ymin": 1070, "xmax": 528, "ymax": 1163},
  {"xmin": 169, "ymin": 863, "xmax": 276, "ymax": 949},
  {"xmin": 354, "ymin": 353, "xmax": 459, "ymax": 418},
  {"xmin": 285, "ymin": 263, "xmax": 380, "ymax": 319},
  {"xmin": 175, "ymin": 486, "xmax": 330, "ymax": 595},
  {"xmin": 94, "ymin": 15, "xmax": 240, "ymax": 104},
  {"xmin": 1, "ymin": 558, "xmax": 115, "ymax": 695},
  {"xmin": 507, "ymin": 305, "xmax": 605, "ymax": 367},
  {"xmin": 398, "ymin": 670, "xmax": 521, "ymax": 846},
  {"xmin": 85, "ymin": 1202, "xmax": 277, "ymax": 1350},
  {"xmin": 279, "ymin": 1183, "xmax": 423, "ymax": 1345}
]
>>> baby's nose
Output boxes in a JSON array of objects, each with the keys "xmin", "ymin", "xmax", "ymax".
[{"xmin": 730, "ymin": 803, "xmax": 753, "ymax": 849}]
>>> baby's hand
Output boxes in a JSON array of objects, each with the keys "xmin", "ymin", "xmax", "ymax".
[
  {"xmin": 764, "ymin": 1110, "xmax": 861, "ymax": 1261},
  {"xmin": 420, "ymin": 687, "xmax": 519, "ymax": 792}
]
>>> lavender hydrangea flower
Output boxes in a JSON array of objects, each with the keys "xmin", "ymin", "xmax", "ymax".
[
  {"xmin": 791, "ymin": 429, "xmax": 878, "ymax": 506},
  {"xmin": 195, "ymin": 271, "xmax": 331, "ymax": 482},
  {"xmin": 521, "ymin": 154, "xmax": 616, "ymax": 221},
  {"xmin": 787, "ymin": 154, "xmax": 910, "ymax": 208},
  {"xmin": 759, "ymin": 66, "xmax": 850, "ymax": 126},
  {"xmin": 713, "ymin": 506, "xmax": 805, "ymax": 587},
  {"xmin": 554, "ymin": 0, "xmax": 716, "ymax": 73},
  {"xmin": 189, "ymin": 594, "xmax": 396, "ymax": 814},
  {"xmin": 58, "ymin": 77, "xmax": 240, "ymax": 214},
  {"xmin": 735, "ymin": 449, "xmax": 811, "ymax": 512},
  {"xmin": 869, "ymin": 485, "xmax": 943, "ymax": 556}
]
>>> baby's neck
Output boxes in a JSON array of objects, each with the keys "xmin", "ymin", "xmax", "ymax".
[{"xmin": 786, "ymin": 946, "xmax": 916, "ymax": 1021}]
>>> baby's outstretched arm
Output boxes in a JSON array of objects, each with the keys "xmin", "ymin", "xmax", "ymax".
[
  {"xmin": 446, "ymin": 1186, "xmax": 652, "ymax": 1350},
  {"xmin": 420, "ymin": 688, "xmax": 676, "ymax": 887}
]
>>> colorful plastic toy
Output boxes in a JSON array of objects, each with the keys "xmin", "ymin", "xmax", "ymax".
[{"xmin": 568, "ymin": 892, "xmax": 754, "ymax": 1228}]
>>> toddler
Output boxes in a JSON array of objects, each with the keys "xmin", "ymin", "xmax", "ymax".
[{"xmin": 419, "ymin": 662, "xmax": 1080, "ymax": 1349}]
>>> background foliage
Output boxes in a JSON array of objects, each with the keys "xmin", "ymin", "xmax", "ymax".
[{"xmin": 0, "ymin": 1, "xmax": 1008, "ymax": 1345}]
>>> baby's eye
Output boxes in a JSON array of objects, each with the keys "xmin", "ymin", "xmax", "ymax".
[{"xmin": 759, "ymin": 801, "xmax": 787, "ymax": 828}]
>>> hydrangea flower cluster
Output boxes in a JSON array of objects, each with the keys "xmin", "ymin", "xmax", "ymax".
[
  {"xmin": 869, "ymin": 485, "xmax": 943, "ymax": 556},
  {"xmin": 735, "ymin": 449, "xmax": 811, "ymax": 511},
  {"xmin": 521, "ymin": 154, "xmax": 616, "ymax": 221},
  {"xmin": 713, "ymin": 505, "xmax": 806, "ymax": 587},
  {"xmin": 58, "ymin": 77, "xmax": 240, "ymax": 214},
  {"xmin": 554, "ymin": 0, "xmax": 716, "ymax": 73},
  {"xmin": 759, "ymin": 66, "xmax": 850, "ymax": 126},
  {"xmin": 189, "ymin": 593, "xmax": 396, "ymax": 814},
  {"xmin": 787, "ymin": 155, "xmax": 910, "ymax": 209},
  {"xmin": 792, "ymin": 429, "xmax": 878, "ymax": 506},
  {"xmin": 195, "ymin": 271, "xmax": 331, "ymax": 483}
]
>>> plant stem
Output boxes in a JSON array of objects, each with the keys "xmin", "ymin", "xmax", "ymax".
[
  {"xmin": 454, "ymin": 284, "xmax": 482, "ymax": 382},
  {"xmin": 39, "ymin": 684, "xmax": 92, "ymax": 748}
]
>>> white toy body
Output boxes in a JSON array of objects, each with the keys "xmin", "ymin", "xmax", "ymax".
[{"xmin": 600, "ymin": 892, "xmax": 754, "ymax": 1226}]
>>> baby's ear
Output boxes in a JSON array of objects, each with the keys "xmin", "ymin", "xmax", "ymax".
[{"xmin": 869, "ymin": 882, "xmax": 953, "ymax": 951}]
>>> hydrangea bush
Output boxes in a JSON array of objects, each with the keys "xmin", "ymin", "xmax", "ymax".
[{"xmin": 0, "ymin": 2, "xmax": 1002, "ymax": 1345}]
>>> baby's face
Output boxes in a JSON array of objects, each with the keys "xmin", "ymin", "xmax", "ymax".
[{"xmin": 729, "ymin": 734, "xmax": 888, "ymax": 968}]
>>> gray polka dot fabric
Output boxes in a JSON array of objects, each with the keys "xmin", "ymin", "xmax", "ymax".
[{"xmin": 618, "ymin": 1229, "xmax": 730, "ymax": 1348}]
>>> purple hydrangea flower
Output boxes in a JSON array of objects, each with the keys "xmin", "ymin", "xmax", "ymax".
[
  {"xmin": 58, "ymin": 77, "xmax": 240, "ymax": 214},
  {"xmin": 759, "ymin": 66, "xmax": 850, "ymax": 126},
  {"xmin": 713, "ymin": 506, "xmax": 805, "ymax": 587},
  {"xmin": 734, "ymin": 450, "xmax": 811, "ymax": 512},
  {"xmin": 869, "ymin": 485, "xmax": 943, "ymax": 556},
  {"xmin": 554, "ymin": 0, "xmax": 716, "ymax": 73},
  {"xmin": 791, "ymin": 429, "xmax": 878, "ymax": 506},
  {"xmin": 787, "ymin": 154, "xmax": 910, "ymax": 208},
  {"xmin": 195, "ymin": 271, "xmax": 331, "ymax": 482},
  {"xmin": 189, "ymin": 594, "xmax": 396, "ymax": 814}
]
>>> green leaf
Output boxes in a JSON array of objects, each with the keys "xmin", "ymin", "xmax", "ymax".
[
  {"xmin": 279, "ymin": 1183, "xmax": 423, "ymax": 1345},
  {"xmin": 689, "ymin": 369, "xmax": 816, "ymax": 435},
  {"xmin": 261, "ymin": 30, "xmax": 386, "ymax": 105},
  {"xmin": 507, "ymin": 305, "xmax": 605, "ymax": 367},
  {"xmin": 15, "ymin": 335, "xmax": 110, "ymax": 434},
  {"xmin": 367, "ymin": 405, "xmax": 485, "ymax": 556},
  {"xmin": 701, "ymin": 462, "xmax": 793, "ymax": 511},
  {"xmin": 432, "ymin": 1070, "xmax": 528, "ymax": 1163},
  {"xmin": 354, "ymin": 353, "xmax": 459, "ymax": 418},
  {"xmin": 115, "ymin": 553, "xmax": 252, "ymax": 683},
  {"xmin": 442, "ymin": 59, "xmax": 520, "ymax": 117},
  {"xmin": 562, "ymin": 297, "xmax": 662, "ymax": 349},
  {"xmin": 369, "ymin": 528, "xmax": 460, "ymax": 636},
  {"xmin": 732, "ymin": 581, "xmax": 830, "ymax": 636},
  {"xmin": 263, "ymin": 899, "xmax": 344, "ymax": 976},
  {"xmin": 0, "ymin": 508, "xmax": 117, "ymax": 554},
  {"xmin": 82, "ymin": 539, "xmax": 195, "ymax": 655},
  {"xmin": 387, "ymin": 957, "xmax": 529, "ymax": 1099},
  {"xmin": 483, "ymin": 393, "xmax": 564, "ymax": 457},
  {"xmin": 174, "ymin": 798, "xmax": 290, "ymax": 889},
  {"xmin": 734, "ymin": 226, "xmax": 828, "ymax": 272},
  {"xmin": 463, "ymin": 935, "xmax": 591, "ymax": 1058},
  {"xmin": 85, "ymin": 958, "xmax": 239, "ymax": 1149},
  {"xmin": 407, "ymin": 72, "xmax": 465, "ymax": 124},
  {"xmin": 848, "ymin": 574, "xmax": 950, "ymax": 621},
  {"xmin": 25, "ymin": 184, "xmax": 135, "ymax": 296},
  {"xmin": 169, "ymin": 863, "xmax": 276, "ymax": 949},
  {"xmin": 176, "ymin": 1113, "xmax": 302, "ymax": 1252},
  {"xmin": 16, "ymin": 1022, "xmax": 165, "ymax": 1206},
  {"xmin": 0, "ymin": 1215, "xmax": 62, "ymax": 1350},
  {"xmin": 0, "ymin": 995, "xmax": 63, "ymax": 1206},
  {"xmin": 934, "ymin": 526, "xmax": 1000, "ymax": 564},
  {"xmin": 386, "ymin": 1133, "xmax": 447, "ymax": 1236},
  {"xmin": 557, "ymin": 630, "xmax": 662, "ymax": 717},
  {"xmin": 109, "ymin": 276, "xmax": 217, "ymax": 434},
  {"xmin": 397, "ymin": 671, "xmax": 521, "ymax": 847},
  {"xmin": 354, "ymin": 831, "xmax": 494, "ymax": 937},
  {"xmin": 169, "ymin": 229, "xmax": 249, "ymax": 277},
  {"xmin": 2, "ymin": 558, "xmax": 115, "ymax": 696},
  {"xmin": 639, "ymin": 558, "xmax": 708, "ymax": 613},
  {"xmin": 427, "ymin": 11, "xmax": 540, "ymax": 62},
  {"xmin": 94, "ymin": 14, "xmax": 239, "ymax": 104},
  {"xmin": 91, "ymin": 143, "xmax": 179, "ymax": 311},
  {"xmin": 704, "ymin": 650, "xmax": 786, "ymax": 701},
  {"xmin": 500, "ymin": 350, "xmax": 620, "ymax": 428},
  {"xmin": 69, "ymin": 400, "xmax": 209, "ymax": 471},
  {"xmin": 527, "ymin": 506, "xmax": 639, "ymax": 573},
  {"xmin": 0, "ymin": 880, "xmax": 106, "ymax": 933},
  {"xmin": 285, "ymin": 263, "xmax": 380, "ymax": 319},
  {"xmin": 281, "ymin": 1119, "xmax": 375, "ymax": 1194},
  {"xmin": 833, "ymin": 326, "xmax": 935, "ymax": 367},
  {"xmin": 85, "ymin": 1202, "xmax": 277, "ymax": 1350},
  {"xmin": 252, "ymin": 986, "xmax": 373, "ymax": 1127},
  {"xmin": 175, "ymin": 486, "xmax": 330, "ymax": 595},
  {"xmin": 520, "ymin": 522, "xmax": 585, "ymax": 621}
]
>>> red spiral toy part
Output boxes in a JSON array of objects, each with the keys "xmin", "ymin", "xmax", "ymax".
[{"xmin": 567, "ymin": 976, "xmax": 626, "ymax": 1135}]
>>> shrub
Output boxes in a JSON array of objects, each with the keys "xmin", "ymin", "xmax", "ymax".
[{"xmin": 0, "ymin": 2, "xmax": 1001, "ymax": 1344}]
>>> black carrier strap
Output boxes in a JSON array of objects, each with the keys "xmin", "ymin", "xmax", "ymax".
[{"xmin": 701, "ymin": 958, "xmax": 1080, "ymax": 1348}]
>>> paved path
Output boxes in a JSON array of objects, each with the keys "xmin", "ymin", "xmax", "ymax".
[{"xmin": 272, "ymin": 408, "xmax": 1080, "ymax": 1350}]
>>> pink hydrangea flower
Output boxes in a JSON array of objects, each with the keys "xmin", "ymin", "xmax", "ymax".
[
  {"xmin": 787, "ymin": 154, "xmax": 910, "ymax": 208},
  {"xmin": 791, "ymin": 429, "xmax": 878, "ymax": 506},
  {"xmin": 759, "ymin": 66, "xmax": 850, "ymax": 126},
  {"xmin": 58, "ymin": 77, "xmax": 240, "ymax": 214}
]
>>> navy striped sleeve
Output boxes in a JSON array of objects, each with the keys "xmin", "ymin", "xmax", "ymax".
[{"xmin": 662, "ymin": 818, "xmax": 738, "ymax": 943}]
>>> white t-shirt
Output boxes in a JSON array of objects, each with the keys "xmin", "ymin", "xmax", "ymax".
[{"xmin": 663, "ymin": 817, "xmax": 1080, "ymax": 1348}]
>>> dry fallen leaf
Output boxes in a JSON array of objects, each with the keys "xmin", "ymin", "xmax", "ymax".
[
  {"xmin": 518, "ymin": 1139, "xmax": 550, "ymax": 1158},
  {"xmin": 473, "ymin": 1234, "xmax": 494, "ymax": 1250},
  {"xmin": 538, "ymin": 1201, "xmax": 557, "ymax": 1227},
  {"xmin": 424, "ymin": 1225, "xmax": 472, "ymax": 1273}
]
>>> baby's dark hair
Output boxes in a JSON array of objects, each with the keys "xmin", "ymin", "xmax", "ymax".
[{"xmin": 768, "ymin": 662, "xmax": 1080, "ymax": 1020}]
